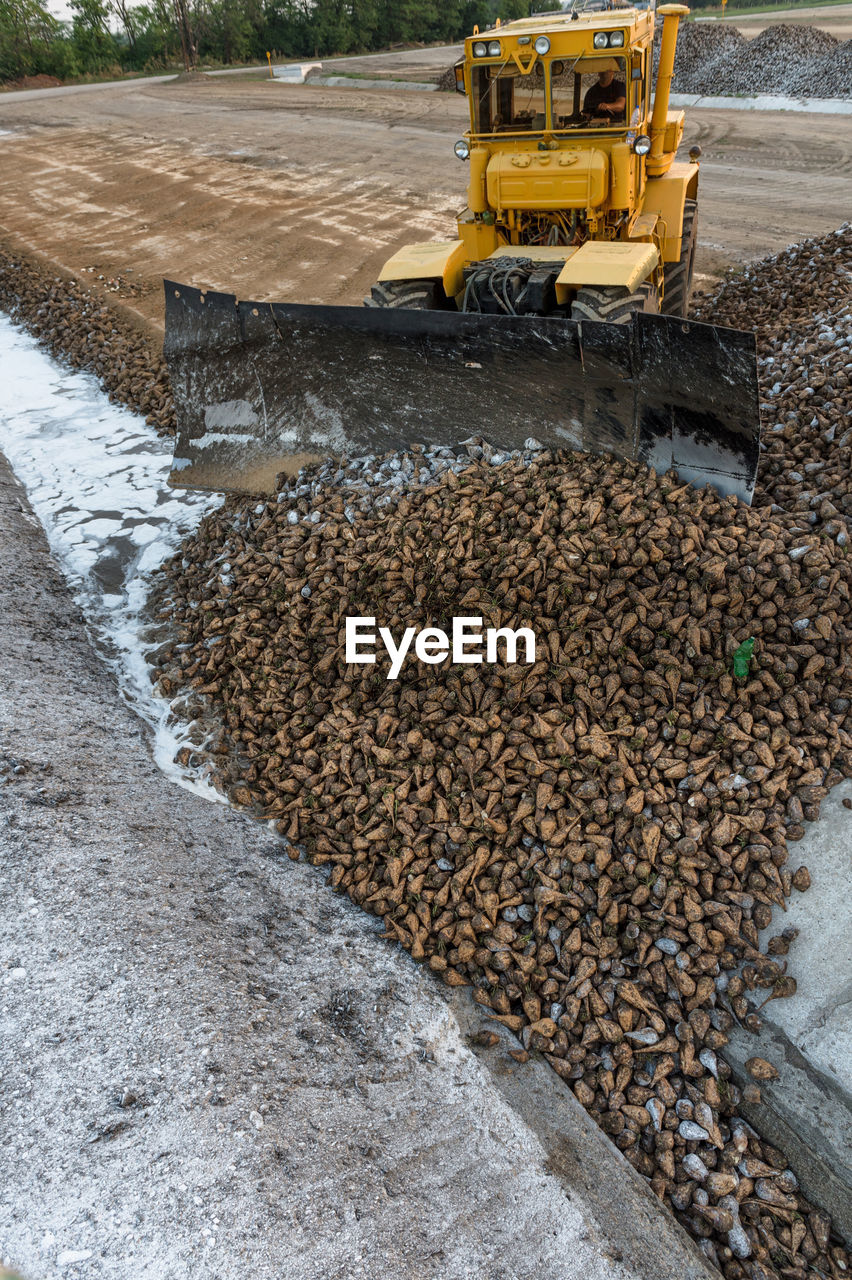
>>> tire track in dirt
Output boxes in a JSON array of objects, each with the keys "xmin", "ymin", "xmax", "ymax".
[
  {"xmin": 0, "ymin": 80, "xmax": 849, "ymax": 341},
  {"xmin": 0, "ymin": 126, "xmax": 458, "ymax": 321}
]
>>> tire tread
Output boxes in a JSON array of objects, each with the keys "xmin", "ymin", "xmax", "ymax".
[{"xmin": 363, "ymin": 280, "xmax": 444, "ymax": 310}]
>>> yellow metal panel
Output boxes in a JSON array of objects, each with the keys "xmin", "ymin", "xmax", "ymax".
[
  {"xmin": 641, "ymin": 161, "xmax": 698, "ymax": 262},
  {"xmin": 458, "ymin": 218, "xmax": 500, "ymax": 261},
  {"xmin": 576, "ymin": 56, "xmax": 620, "ymax": 73},
  {"xmin": 610, "ymin": 141, "xmax": 635, "ymax": 210},
  {"xmin": 378, "ymin": 240, "xmax": 468, "ymax": 298},
  {"xmin": 488, "ymin": 245, "xmax": 575, "ymax": 263},
  {"xmin": 630, "ymin": 212, "xmax": 658, "ymax": 241},
  {"xmin": 556, "ymin": 240, "xmax": 658, "ymax": 292},
  {"xmin": 468, "ymin": 147, "xmax": 489, "ymax": 214},
  {"xmin": 486, "ymin": 149, "xmax": 608, "ymax": 212},
  {"xmin": 663, "ymin": 110, "xmax": 685, "ymax": 154}
]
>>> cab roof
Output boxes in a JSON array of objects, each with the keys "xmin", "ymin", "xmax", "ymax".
[{"xmin": 472, "ymin": 5, "xmax": 650, "ymax": 37}]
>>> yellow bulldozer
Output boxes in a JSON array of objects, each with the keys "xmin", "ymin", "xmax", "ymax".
[{"xmin": 164, "ymin": 1, "xmax": 760, "ymax": 501}]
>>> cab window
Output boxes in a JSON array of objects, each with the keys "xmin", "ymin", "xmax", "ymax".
[
  {"xmin": 471, "ymin": 63, "xmax": 547, "ymax": 134},
  {"xmin": 550, "ymin": 56, "xmax": 629, "ymax": 130}
]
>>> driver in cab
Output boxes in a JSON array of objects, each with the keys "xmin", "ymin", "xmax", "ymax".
[{"xmin": 583, "ymin": 68, "xmax": 626, "ymax": 119}]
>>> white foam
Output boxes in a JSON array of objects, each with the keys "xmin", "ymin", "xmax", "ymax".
[{"xmin": 0, "ymin": 315, "xmax": 225, "ymax": 801}]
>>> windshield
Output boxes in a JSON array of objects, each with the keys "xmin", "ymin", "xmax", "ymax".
[
  {"xmin": 470, "ymin": 56, "xmax": 636, "ymax": 135},
  {"xmin": 471, "ymin": 63, "xmax": 548, "ymax": 134},
  {"xmin": 552, "ymin": 55, "xmax": 629, "ymax": 129}
]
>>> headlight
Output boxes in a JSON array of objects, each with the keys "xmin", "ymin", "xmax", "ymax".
[
  {"xmin": 633, "ymin": 134, "xmax": 651, "ymax": 155},
  {"xmin": 472, "ymin": 40, "xmax": 487, "ymax": 57},
  {"xmin": 487, "ymin": 40, "xmax": 502, "ymax": 56},
  {"xmin": 534, "ymin": 36, "xmax": 551, "ymax": 54},
  {"xmin": 454, "ymin": 139, "xmax": 471, "ymax": 160},
  {"xmin": 609, "ymin": 31, "xmax": 625, "ymax": 46},
  {"xmin": 593, "ymin": 31, "xmax": 609, "ymax": 48}
]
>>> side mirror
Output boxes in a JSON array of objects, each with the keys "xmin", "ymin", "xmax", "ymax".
[{"xmin": 454, "ymin": 60, "xmax": 466, "ymax": 94}]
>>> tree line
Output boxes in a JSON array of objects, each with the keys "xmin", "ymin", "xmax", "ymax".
[
  {"xmin": 0, "ymin": 0, "xmax": 768, "ymax": 86},
  {"xmin": 0, "ymin": 0, "xmax": 547, "ymax": 83}
]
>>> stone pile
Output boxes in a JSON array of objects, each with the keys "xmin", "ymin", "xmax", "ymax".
[
  {"xmin": 0, "ymin": 244, "xmax": 174, "ymax": 434},
  {"xmin": 696, "ymin": 223, "xmax": 852, "ymax": 544},
  {"xmin": 661, "ymin": 22, "xmax": 748, "ymax": 91},
  {"xmin": 658, "ymin": 21, "xmax": 851, "ymax": 99}
]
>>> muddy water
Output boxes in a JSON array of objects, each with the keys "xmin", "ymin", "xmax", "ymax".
[{"xmin": 0, "ymin": 314, "xmax": 224, "ymax": 799}]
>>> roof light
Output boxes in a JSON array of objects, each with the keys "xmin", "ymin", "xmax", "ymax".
[
  {"xmin": 534, "ymin": 36, "xmax": 551, "ymax": 54},
  {"xmin": 609, "ymin": 31, "xmax": 625, "ymax": 46},
  {"xmin": 487, "ymin": 40, "xmax": 502, "ymax": 56},
  {"xmin": 472, "ymin": 40, "xmax": 487, "ymax": 56},
  {"xmin": 593, "ymin": 31, "xmax": 610, "ymax": 48}
]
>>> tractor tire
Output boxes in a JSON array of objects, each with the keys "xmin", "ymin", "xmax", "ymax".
[
  {"xmin": 570, "ymin": 284, "xmax": 656, "ymax": 325},
  {"xmin": 364, "ymin": 279, "xmax": 446, "ymax": 310},
  {"xmin": 661, "ymin": 198, "xmax": 698, "ymax": 317}
]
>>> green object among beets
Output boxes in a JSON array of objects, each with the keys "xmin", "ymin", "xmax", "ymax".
[{"xmin": 733, "ymin": 638, "xmax": 755, "ymax": 680}]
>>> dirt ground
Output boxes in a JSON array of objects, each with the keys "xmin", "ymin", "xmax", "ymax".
[{"xmin": 0, "ymin": 76, "xmax": 850, "ymax": 341}]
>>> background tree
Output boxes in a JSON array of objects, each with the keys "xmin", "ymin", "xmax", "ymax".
[
  {"xmin": 70, "ymin": 0, "xmax": 119, "ymax": 71},
  {"xmin": 172, "ymin": 0, "xmax": 196, "ymax": 68},
  {"xmin": 0, "ymin": 0, "xmax": 64, "ymax": 78}
]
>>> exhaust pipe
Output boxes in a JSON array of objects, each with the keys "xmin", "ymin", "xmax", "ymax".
[{"xmin": 648, "ymin": 3, "xmax": 689, "ymax": 174}]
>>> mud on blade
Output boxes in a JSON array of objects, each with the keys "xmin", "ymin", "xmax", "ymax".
[{"xmin": 163, "ymin": 281, "xmax": 761, "ymax": 502}]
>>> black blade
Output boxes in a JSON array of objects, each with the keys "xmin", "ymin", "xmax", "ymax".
[{"xmin": 163, "ymin": 280, "xmax": 760, "ymax": 502}]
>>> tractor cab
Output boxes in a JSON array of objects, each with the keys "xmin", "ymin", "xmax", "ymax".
[
  {"xmin": 468, "ymin": 53, "xmax": 647, "ymax": 137},
  {"xmin": 449, "ymin": 5, "xmax": 691, "ymax": 261},
  {"xmin": 457, "ymin": 7, "xmax": 655, "ymax": 144}
]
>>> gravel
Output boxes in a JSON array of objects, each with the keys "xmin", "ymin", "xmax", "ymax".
[
  {"xmin": 656, "ymin": 22, "xmax": 852, "ymax": 99},
  {"xmin": 695, "ymin": 223, "xmax": 852, "ymax": 543}
]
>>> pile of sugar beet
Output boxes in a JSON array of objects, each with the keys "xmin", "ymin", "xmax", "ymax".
[
  {"xmin": 148, "ymin": 225, "xmax": 852, "ymax": 1279},
  {"xmin": 0, "ymin": 242, "xmax": 174, "ymax": 433}
]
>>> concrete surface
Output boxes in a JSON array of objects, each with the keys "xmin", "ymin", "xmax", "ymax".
[
  {"xmin": 758, "ymin": 782, "xmax": 852, "ymax": 1094},
  {"xmin": 719, "ymin": 781, "xmax": 852, "ymax": 1245},
  {"xmin": 725, "ymin": 1019, "xmax": 852, "ymax": 1246},
  {"xmin": 272, "ymin": 62, "xmax": 321, "ymax": 83},
  {"xmin": 307, "ymin": 76, "xmax": 438, "ymax": 91},
  {"xmin": 670, "ymin": 92, "xmax": 852, "ymax": 113},
  {"xmin": 0, "ymin": 446, "xmax": 716, "ymax": 1280},
  {"xmin": 447, "ymin": 997, "xmax": 716, "ymax": 1278}
]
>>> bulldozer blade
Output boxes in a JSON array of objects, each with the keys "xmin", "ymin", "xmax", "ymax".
[{"xmin": 163, "ymin": 280, "xmax": 760, "ymax": 502}]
